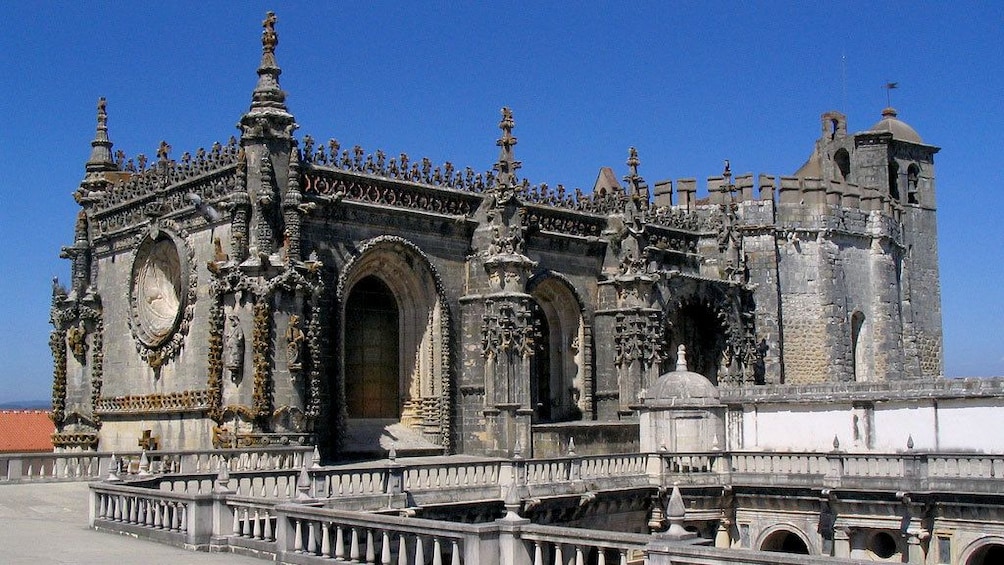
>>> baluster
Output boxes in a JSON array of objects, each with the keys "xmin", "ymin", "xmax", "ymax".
[
  {"xmin": 231, "ymin": 505, "xmax": 240, "ymax": 536},
  {"xmin": 308, "ymin": 520, "xmax": 318, "ymax": 555},
  {"xmin": 264, "ymin": 510, "xmax": 274, "ymax": 541},
  {"xmin": 414, "ymin": 536, "xmax": 424, "ymax": 565},
  {"xmin": 381, "ymin": 531, "xmax": 392, "ymax": 564},
  {"xmin": 179, "ymin": 503, "xmax": 187, "ymax": 533},
  {"xmin": 129, "ymin": 496, "xmax": 138, "ymax": 524},
  {"xmin": 350, "ymin": 527, "xmax": 361, "ymax": 562},
  {"xmin": 335, "ymin": 525, "xmax": 346, "ymax": 559},
  {"xmin": 575, "ymin": 545, "xmax": 584, "ymax": 565},
  {"xmin": 619, "ymin": 549, "xmax": 628, "ymax": 565},
  {"xmin": 433, "ymin": 538, "xmax": 443, "ymax": 565},
  {"xmin": 321, "ymin": 522, "xmax": 332, "ymax": 558},
  {"xmin": 534, "ymin": 541, "xmax": 543, "ymax": 565},
  {"xmin": 366, "ymin": 529, "xmax": 376, "ymax": 563},
  {"xmin": 398, "ymin": 533, "xmax": 408, "ymax": 565},
  {"xmin": 555, "ymin": 543, "xmax": 563, "ymax": 565},
  {"xmin": 294, "ymin": 519, "xmax": 304, "ymax": 553},
  {"xmin": 252, "ymin": 509, "xmax": 262, "ymax": 539},
  {"xmin": 113, "ymin": 494, "xmax": 122, "ymax": 521},
  {"xmin": 173, "ymin": 502, "xmax": 182, "ymax": 532},
  {"xmin": 451, "ymin": 540, "xmax": 460, "ymax": 565},
  {"xmin": 597, "ymin": 548, "xmax": 606, "ymax": 565}
]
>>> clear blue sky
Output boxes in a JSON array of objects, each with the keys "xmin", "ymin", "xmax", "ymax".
[{"xmin": 1, "ymin": 2, "xmax": 1001, "ymax": 403}]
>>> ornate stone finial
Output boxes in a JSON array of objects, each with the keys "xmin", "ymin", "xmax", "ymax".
[
  {"xmin": 663, "ymin": 484, "xmax": 696, "ymax": 540},
  {"xmin": 105, "ymin": 453, "xmax": 121, "ymax": 482},
  {"xmin": 723, "ymin": 159, "xmax": 731, "ymax": 181},
  {"xmin": 566, "ymin": 437, "xmax": 576, "ymax": 457},
  {"xmin": 907, "ymin": 434, "xmax": 914, "ymax": 450},
  {"xmin": 492, "ymin": 107, "xmax": 522, "ymax": 191},
  {"xmin": 85, "ymin": 97, "xmax": 117, "ymax": 173},
  {"xmin": 241, "ymin": 11, "xmax": 295, "ymax": 139},
  {"xmin": 296, "ymin": 464, "xmax": 312, "ymax": 500},
  {"xmin": 626, "ymin": 146, "xmax": 640, "ymax": 179},
  {"xmin": 675, "ymin": 344, "xmax": 688, "ymax": 372},
  {"xmin": 261, "ymin": 11, "xmax": 278, "ymax": 54},
  {"xmin": 832, "ymin": 435, "xmax": 841, "ymax": 450},
  {"xmin": 156, "ymin": 141, "xmax": 172, "ymax": 164}
]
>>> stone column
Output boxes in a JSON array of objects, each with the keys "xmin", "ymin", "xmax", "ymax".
[{"xmin": 906, "ymin": 530, "xmax": 928, "ymax": 564}]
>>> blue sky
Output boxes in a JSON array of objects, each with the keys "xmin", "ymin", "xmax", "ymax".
[{"xmin": 0, "ymin": 2, "xmax": 1001, "ymax": 402}]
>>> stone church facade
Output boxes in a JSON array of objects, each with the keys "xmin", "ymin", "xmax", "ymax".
[{"xmin": 50, "ymin": 13, "xmax": 942, "ymax": 458}]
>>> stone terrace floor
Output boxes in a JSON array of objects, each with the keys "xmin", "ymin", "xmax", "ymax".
[{"xmin": 0, "ymin": 482, "xmax": 262, "ymax": 564}]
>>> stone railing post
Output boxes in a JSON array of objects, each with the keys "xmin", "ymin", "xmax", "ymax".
[
  {"xmin": 833, "ymin": 527, "xmax": 851, "ymax": 558},
  {"xmin": 386, "ymin": 458, "xmax": 404, "ymax": 496},
  {"xmin": 823, "ymin": 443, "xmax": 844, "ymax": 489},
  {"xmin": 211, "ymin": 458, "xmax": 236, "ymax": 548},
  {"xmin": 5, "ymin": 456, "xmax": 23, "ymax": 481}
]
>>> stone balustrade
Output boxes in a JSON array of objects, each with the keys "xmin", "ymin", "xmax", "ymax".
[
  {"xmin": 273, "ymin": 504, "xmax": 495, "ymax": 564},
  {"xmin": 90, "ymin": 481, "xmax": 216, "ymax": 549},
  {"xmin": 81, "ymin": 448, "xmax": 1004, "ymax": 561},
  {"xmin": 0, "ymin": 446, "xmax": 310, "ymax": 484},
  {"xmin": 520, "ymin": 523, "xmax": 652, "ymax": 565}
]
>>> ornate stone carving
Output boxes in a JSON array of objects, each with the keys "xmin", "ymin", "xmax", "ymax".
[
  {"xmin": 481, "ymin": 296, "xmax": 538, "ymax": 361},
  {"xmin": 95, "ymin": 390, "xmax": 211, "ymax": 414},
  {"xmin": 285, "ymin": 314, "xmax": 305, "ymax": 373},
  {"xmin": 225, "ymin": 314, "xmax": 245, "ymax": 383},
  {"xmin": 127, "ymin": 221, "xmax": 196, "ymax": 369},
  {"xmin": 252, "ymin": 299, "xmax": 273, "ymax": 422},
  {"xmin": 613, "ymin": 310, "xmax": 665, "ymax": 370}
]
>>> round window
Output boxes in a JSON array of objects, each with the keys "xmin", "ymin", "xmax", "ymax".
[{"xmin": 131, "ymin": 237, "xmax": 184, "ymax": 347}]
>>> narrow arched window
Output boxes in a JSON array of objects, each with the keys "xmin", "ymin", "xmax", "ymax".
[
  {"xmin": 888, "ymin": 160, "xmax": 900, "ymax": 200},
  {"xmin": 851, "ymin": 311, "xmax": 866, "ymax": 381},
  {"xmin": 907, "ymin": 164, "xmax": 920, "ymax": 204},
  {"xmin": 834, "ymin": 149, "xmax": 851, "ymax": 181}
]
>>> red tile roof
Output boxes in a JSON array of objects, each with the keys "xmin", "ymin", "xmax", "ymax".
[{"xmin": 0, "ymin": 410, "xmax": 55, "ymax": 453}]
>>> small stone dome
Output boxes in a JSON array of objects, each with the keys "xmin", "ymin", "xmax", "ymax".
[
  {"xmin": 645, "ymin": 345, "xmax": 720, "ymax": 407},
  {"xmin": 869, "ymin": 107, "xmax": 923, "ymax": 143}
]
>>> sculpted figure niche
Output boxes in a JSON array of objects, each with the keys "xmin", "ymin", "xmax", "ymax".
[
  {"xmin": 286, "ymin": 314, "xmax": 305, "ymax": 373},
  {"xmin": 225, "ymin": 314, "xmax": 245, "ymax": 383}
]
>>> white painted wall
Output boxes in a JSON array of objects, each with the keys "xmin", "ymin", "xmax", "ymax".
[{"xmin": 736, "ymin": 397, "xmax": 1004, "ymax": 454}]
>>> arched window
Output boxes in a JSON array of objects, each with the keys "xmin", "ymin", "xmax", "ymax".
[
  {"xmin": 851, "ymin": 311, "xmax": 866, "ymax": 381},
  {"xmin": 888, "ymin": 160, "xmax": 900, "ymax": 200},
  {"xmin": 760, "ymin": 529, "xmax": 810, "ymax": 554},
  {"xmin": 834, "ymin": 148, "xmax": 851, "ymax": 181},
  {"xmin": 907, "ymin": 163, "xmax": 920, "ymax": 204}
]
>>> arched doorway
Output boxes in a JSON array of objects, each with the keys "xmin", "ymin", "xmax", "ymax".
[
  {"xmin": 345, "ymin": 276, "xmax": 400, "ymax": 418},
  {"xmin": 336, "ymin": 236, "xmax": 452, "ymax": 453},
  {"xmin": 760, "ymin": 528, "xmax": 810, "ymax": 554},
  {"xmin": 528, "ymin": 275, "xmax": 586, "ymax": 423},
  {"xmin": 668, "ymin": 301, "xmax": 727, "ymax": 385}
]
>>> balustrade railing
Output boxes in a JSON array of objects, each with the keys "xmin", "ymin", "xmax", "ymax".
[
  {"xmin": 275, "ymin": 504, "xmax": 493, "ymax": 564},
  {"xmin": 0, "ymin": 446, "xmax": 310, "ymax": 484},
  {"xmin": 402, "ymin": 460, "xmax": 501, "ymax": 491},
  {"xmin": 521, "ymin": 524, "xmax": 651, "ymax": 565},
  {"xmin": 90, "ymin": 481, "xmax": 214, "ymax": 548}
]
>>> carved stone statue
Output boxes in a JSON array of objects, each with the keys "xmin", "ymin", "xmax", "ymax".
[
  {"xmin": 67, "ymin": 322, "xmax": 88, "ymax": 359},
  {"xmin": 286, "ymin": 314, "xmax": 305, "ymax": 372},
  {"xmin": 225, "ymin": 314, "xmax": 244, "ymax": 383}
]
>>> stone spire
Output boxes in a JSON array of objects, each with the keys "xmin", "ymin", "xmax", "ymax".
[
  {"xmin": 492, "ymin": 107, "xmax": 521, "ymax": 191},
  {"xmin": 85, "ymin": 97, "xmax": 117, "ymax": 173},
  {"xmin": 240, "ymin": 11, "xmax": 296, "ymax": 140}
]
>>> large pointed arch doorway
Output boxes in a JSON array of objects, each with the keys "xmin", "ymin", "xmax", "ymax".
[
  {"xmin": 528, "ymin": 274, "xmax": 587, "ymax": 423},
  {"xmin": 335, "ymin": 236, "xmax": 453, "ymax": 458},
  {"xmin": 345, "ymin": 276, "xmax": 400, "ymax": 419}
]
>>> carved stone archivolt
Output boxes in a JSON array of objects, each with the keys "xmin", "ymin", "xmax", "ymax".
[
  {"xmin": 127, "ymin": 221, "xmax": 196, "ymax": 369},
  {"xmin": 336, "ymin": 235, "xmax": 455, "ymax": 450}
]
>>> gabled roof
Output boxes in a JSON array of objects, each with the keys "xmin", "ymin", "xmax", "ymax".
[{"xmin": 0, "ymin": 410, "xmax": 54, "ymax": 453}]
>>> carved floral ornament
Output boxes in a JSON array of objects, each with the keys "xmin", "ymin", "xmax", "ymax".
[{"xmin": 127, "ymin": 221, "xmax": 197, "ymax": 369}]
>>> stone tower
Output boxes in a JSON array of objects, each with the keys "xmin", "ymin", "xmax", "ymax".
[{"xmin": 789, "ymin": 108, "xmax": 942, "ymax": 381}]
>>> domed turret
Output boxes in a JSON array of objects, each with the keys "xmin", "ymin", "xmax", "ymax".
[
  {"xmin": 869, "ymin": 107, "xmax": 923, "ymax": 144},
  {"xmin": 638, "ymin": 346, "xmax": 725, "ymax": 452}
]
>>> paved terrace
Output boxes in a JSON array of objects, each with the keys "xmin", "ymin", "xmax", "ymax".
[{"xmin": 0, "ymin": 482, "xmax": 263, "ymax": 565}]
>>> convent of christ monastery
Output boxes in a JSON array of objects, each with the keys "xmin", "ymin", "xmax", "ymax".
[{"xmin": 40, "ymin": 12, "xmax": 1004, "ymax": 565}]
